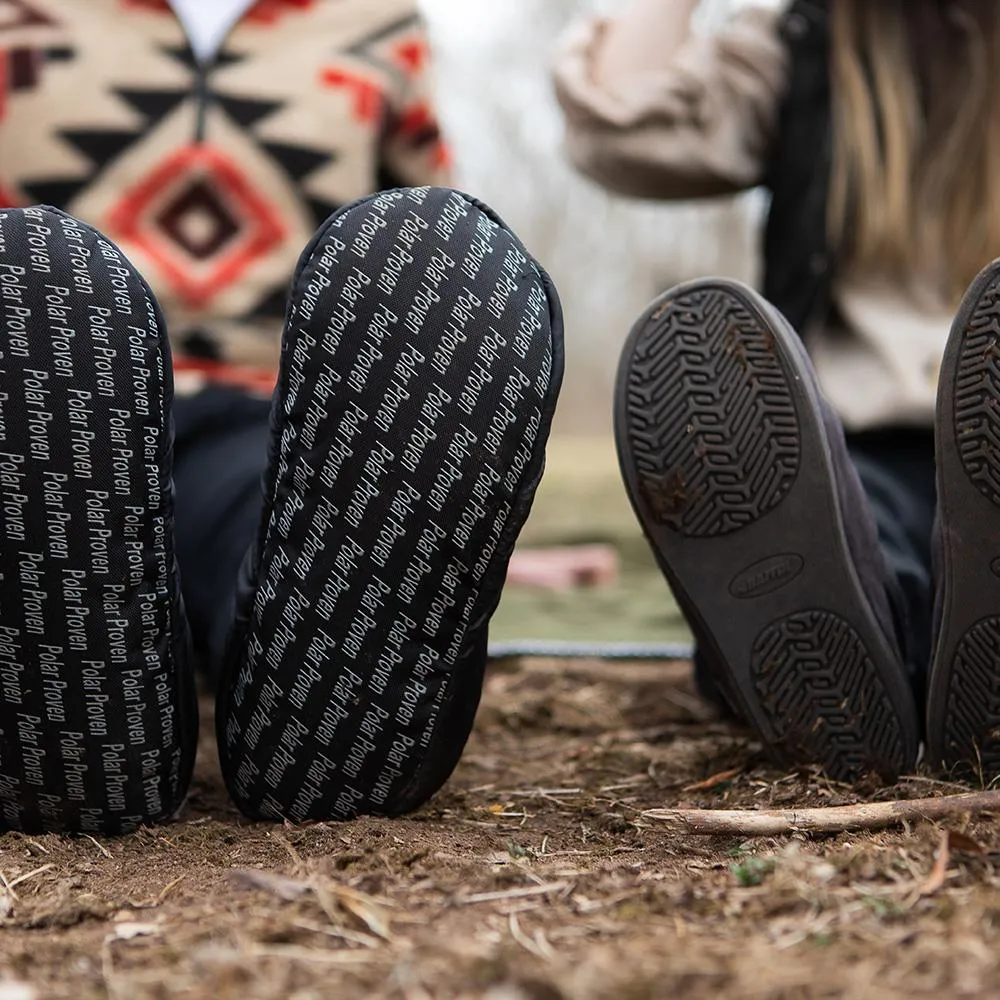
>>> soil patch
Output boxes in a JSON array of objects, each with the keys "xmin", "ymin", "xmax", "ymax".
[{"xmin": 1, "ymin": 658, "xmax": 998, "ymax": 999}]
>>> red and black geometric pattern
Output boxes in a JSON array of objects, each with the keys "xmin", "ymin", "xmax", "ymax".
[
  {"xmin": 109, "ymin": 145, "xmax": 286, "ymax": 308},
  {"xmin": 0, "ymin": 1, "xmax": 63, "ymax": 126}
]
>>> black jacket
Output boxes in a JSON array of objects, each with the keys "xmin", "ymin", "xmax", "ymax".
[{"xmin": 761, "ymin": 0, "xmax": 833, "ymax": 334}]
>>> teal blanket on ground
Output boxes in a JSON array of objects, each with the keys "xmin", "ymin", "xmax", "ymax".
[{"xmin": 488, "ymin": 438, "xmax": 692, "ymax": 648}]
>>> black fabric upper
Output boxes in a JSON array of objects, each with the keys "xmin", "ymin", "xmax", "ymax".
[{"xmin": 216, "ymin": 187, "xmax": 564, "ymax": 821}]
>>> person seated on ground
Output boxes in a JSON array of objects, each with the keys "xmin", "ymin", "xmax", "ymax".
[
  {"xmin": 0, "ymin": 0, "xmax": 563, "ymax": 833},
  {"xmin": 554, "ymin": 0, "xmax": 1000, "ymax": 783}
]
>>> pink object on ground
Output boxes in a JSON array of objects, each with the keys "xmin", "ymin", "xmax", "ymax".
[{"xmin": 505, "ymin": 544, "xmax": 620, "ymax": 591}]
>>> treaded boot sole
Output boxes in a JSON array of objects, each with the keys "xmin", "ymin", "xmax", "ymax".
[
  {"xmin": 929, "ymin": 258, "xmax": 1000, "ymax": 780},
  {"xmin": 217, "ymin": 187, "xmax": 560, "ymax": 822},
  {"xmin": 0, "ymin": 207, "xmax": 196, "ymax": 833},
  {"xmin": 614, "ymin": 279, "xmax": 918, "ymax": 781}
]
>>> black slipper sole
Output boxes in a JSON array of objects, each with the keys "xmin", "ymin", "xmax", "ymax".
[
  {"xmin": 929, "ymin": 258, "xmax": 1000, "ymax": 780},
  {"xmin": 614, "ymin": 279, "xmax": 918, "ymax": 781},
  {"xmin": 0, "ymin": 207, "xmax": 196, "ymax": 833},
  {"xmin": 217, "ymin": 187, "xmax": 562, "ymax": 821}
]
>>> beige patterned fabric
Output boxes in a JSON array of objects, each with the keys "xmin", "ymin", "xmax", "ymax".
[{"xmin": 0, "ymin": 0, "xmax": 450, "ymax": 391}]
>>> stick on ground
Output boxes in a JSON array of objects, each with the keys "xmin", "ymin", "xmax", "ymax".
[{"xmin": 643, "ymin": 790, "xmax": 1000, "ymax": 836}]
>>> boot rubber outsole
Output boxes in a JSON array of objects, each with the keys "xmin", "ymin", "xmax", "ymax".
[
  {"xmin": 614, "ymin": 279, "xmax": 918, "ymax": 781},
  {"xmin": 929, "ymin": 258, "xmax": 1000, "ymax": 780}
]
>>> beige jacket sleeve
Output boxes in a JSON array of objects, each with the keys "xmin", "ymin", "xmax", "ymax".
[{"xmin": 553, "ymin": 6, "xmax": 789, "ymax": 200}]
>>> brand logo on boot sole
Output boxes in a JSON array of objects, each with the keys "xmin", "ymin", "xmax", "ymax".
[{"xmin": 729, "ymin": 554, "xmax": 804, "ymax": 599}]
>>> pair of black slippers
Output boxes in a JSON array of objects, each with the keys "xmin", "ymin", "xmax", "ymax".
[
  {"xmin": 0, "ymin": 188, "xmax": 563, "ymax": 833},
  {"xmin": 7, "ymin": 185, "xmax": 1000, "ymax": 835}
]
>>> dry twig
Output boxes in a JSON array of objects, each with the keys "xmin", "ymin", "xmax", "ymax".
[
  {"xmin": 0, "ymin": 870, "xmax": 20, "ymax": 902},
  {"xmin": 83, "ymin": 835, "xmax": 113, "ymax": 860},
  {"xmin": 154, "ymin": 874, "xmax": 186, "ymax": 905},
  {"xmin": 508, "ymin": 912, "xmax": 556, "ymax": 961},
  {"xmin": 292, "ymin": 918, "xmax": 382, "ymax": 950},
  {"xmin": 273, "ymin": 832, "xmax": 303, "ymax": 866},
  {"xmin": 230, "ymin": 869, "xmax": 310, "ymax": 901},
  {"xmin": 458, "ymin": 881, "xmax": 570, "ymax": 905},
  {"xmin": 248, "ymin": 945, "xmax": 380, "ymax": 966},
  {"xmin": 644, "ymin": 790, "xmax": 1000, "ymax": 836},
  {"xmin": 7, "ymin": 864, "xmax": 55, "ymax": 890}
]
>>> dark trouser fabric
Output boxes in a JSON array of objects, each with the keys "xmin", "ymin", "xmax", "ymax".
[
  {"xmin": 846, "ymin": 427, "xmax": 936, "ymax": 713},
  {"xmin": 174, "ymin": 398, "xmax": 938, "ymax": 724},
  {"xmin": 172, "ymin": 386, "xmax": 270, "ymax": 681}
]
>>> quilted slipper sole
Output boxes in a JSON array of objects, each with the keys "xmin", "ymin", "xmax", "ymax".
[
  {"xmin": 0, "ymin": 207, "xmax": 195, "ymax": 833},
  {"xmin": 217, "ymin": 187, "xmax": 561, "ymax": 821}
]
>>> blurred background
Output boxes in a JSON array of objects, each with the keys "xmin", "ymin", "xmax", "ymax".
[
  {"xmin": 419, "ymin": 0, "xmax": 778, "ymax": 436},
  {"xmin": 416, "ymin": 0, "xmax": 782, "ymax": 646}
]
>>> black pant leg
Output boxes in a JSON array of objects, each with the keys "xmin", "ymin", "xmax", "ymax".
[
  {"xmin": 171, "ymin": 386, "xmax": 271, "ymax": 682},
  {"xmin": 845, "ymin": 428, "xmax": 937, "ymax": 712}
]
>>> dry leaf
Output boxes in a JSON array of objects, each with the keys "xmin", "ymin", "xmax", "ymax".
[
  {"xmin": 109, "ymin": 923, "xmax": 160, "ymax": 942},
  {"xmin": 947, "ymin": 830, "xmax": 985, "ymax": 854},
  {"xmin": 332, "ymin": 886, "xmax": 392, "ymax": 941},
  {"xmin": 919, "ymin": 831, "xmax": 951, "ymax": 896},
  {"xmin": 682, "ymin": 768, "xmax": 741, "ymax": 793},
  {"xmin": 229, "ymin": 869, "xmax": 310, "ymax": 901}
]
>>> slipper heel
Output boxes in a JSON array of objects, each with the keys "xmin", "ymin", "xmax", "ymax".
[
  {"xmin": 0, "ymin": 207, "xmax": 196, "ymax": 833},
  {"xmin": 217, "ymin": 187, "xmax": 563, "ymax": 821}
]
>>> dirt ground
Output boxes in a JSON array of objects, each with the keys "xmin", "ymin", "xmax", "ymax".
[{"xmin": 2, "ymin": 656, "xmax": 1000, "ymax": 1000}]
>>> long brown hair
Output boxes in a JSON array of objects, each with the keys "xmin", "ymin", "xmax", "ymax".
[{"xmin": 828, "ymin": 0, "xmax": 1000, "ymax": 302}]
